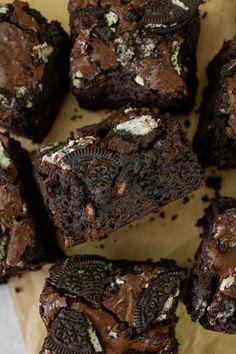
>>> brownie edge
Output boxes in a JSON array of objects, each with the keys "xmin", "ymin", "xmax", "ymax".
[
  {"xmin": 40, "ymin": 255, "xmax": 187, "ymax": 354},
  {"xmin": 187, "ymin": 197, "xmax": 236, "ymax": 333}
]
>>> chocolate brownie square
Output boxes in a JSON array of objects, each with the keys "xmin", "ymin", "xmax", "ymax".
[
  {"xmin": 187, "ymin": 197, "xmax": 236, "ymax": 333},
  {"xmin": 34, "ymin": 108, "xmax": 201, "ymax": 247},
  {"xmin": 40, "ymin": 255, "xmax": 186, "ymax": 354},
  {"xmin": 194, "ymin": 36, "xmax": 236, "ymax": 168},
  {"xmin": 69, "ymin": 0, "xmax": 200, "ymax": 112},
  {"xmin": 0, "ymin": 133, "xmax": 49, "ymax": 280},
  {"xmin": 0, "ymin": 0, "xmax": 70, "ymax": 143}
]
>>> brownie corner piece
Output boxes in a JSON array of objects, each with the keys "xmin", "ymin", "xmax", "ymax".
[
  {"xmin": 34, "ymin": 108, "xmax": 201, "ymax": 247},
  {"xmin": 69, "ymin": 0, "xmax": 200, "ymax": 112},
  {"xmin": 0, "ymin": 0, "xmax": 70, "ymax": 143},
  {"xmin": 194, "ymin": 35, "xmax": 236, "ymax": 168},
  {"xmin": 40, "ymin": 255, "xmax": 186, "ymax": 353},
  {"xmin": 187, "ymin": 197, "xmax": 236, "ymax": 333}
]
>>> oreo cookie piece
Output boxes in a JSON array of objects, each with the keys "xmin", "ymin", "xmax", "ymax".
[
  {"xmin": 40, "ymin": 255, "xmax": 186, "ymax": 353},
  {"xmin": 43, "ymin": 309, "xmax": 103, "ymax": 354},
  {"xmin": 142, "ymin": 0, "xmax": 201, "ymax": 33}
]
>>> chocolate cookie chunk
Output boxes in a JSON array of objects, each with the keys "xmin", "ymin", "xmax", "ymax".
[
  {"xmin": 40, "ymin": 255, "xmax": 186, "ymax": 353},
  {"xmin": 0, "ymin": 133, "xmax": 56, "ymax": 280},
  {"xmin": 0, "ymin": 1, "xmax": 70, "ymax": 142},
  {"xmin": 194, "ymin": 36, "xmax": 236, "ymax": 168},
  {"xmin": 69, "ymin": 0, "xmax": 200, "ymax": 112},
  {"xmin": 34, "ymin": 108, "xmax": 201, "ymax": 247},
  {"xmin": 187, "ymin": 197, "xmax": 236, "ymax": 333}
]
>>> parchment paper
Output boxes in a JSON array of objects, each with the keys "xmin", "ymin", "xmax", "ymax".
[{"xmin": 2, "ymin": 0, "xmax": 236, "ymax": 353}]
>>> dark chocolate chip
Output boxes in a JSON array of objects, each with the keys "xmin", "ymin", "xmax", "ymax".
[
  {"xmin": 44, "ymin": 309, "xmax": 103, "ymax": 354},
  {"xmin": 142, "ymin": 0, "xmax": 201, "ymax": 34},
  {"xmin": 221, "ymin": 59, "xmax": 236, "ymax": 78},
  {"xmin": 135, "ymin": 269, "xmax": 185, "ymax": 332},
  {"xmin": 49, "ymin": 256, "xmax": 111, "ymax": 304}
]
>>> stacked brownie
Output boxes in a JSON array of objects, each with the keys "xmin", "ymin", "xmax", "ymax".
[
  {"xmin": 69, "ymin": 0, "xmax": 200, "ymax": 112},
  {"xmin": 0, "ymin": 0, "xmax": 70, "ymax": 142},
  {"xmin": 40, "ymin": 255, "xmax": 186, "ymax": 353},
  {"xmin": 34, "ymin": 108, "xmax": 201, "ymax": 247}
]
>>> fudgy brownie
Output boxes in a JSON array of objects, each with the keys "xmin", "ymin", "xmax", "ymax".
[
  {"xmin": 69, "ymin": 0, "xmax": 200, "ymax": 112},
  {"xmin": 40, "ymin": 255, "xmax": 186, "ymax": 353},
  {"xmin": 0, "ymin": 133, "xmax": 47, "ymax": 280},
  {"xmin": 34, "ymin": 108, "xmax": 201, "ymax": 247},
  {"xmin": 187, "ymin": 197, "xmax": 236, "ymax": 333},
  {"xmin": 0, "ymin": 0, "xmax": 70, "ymax": 143},
  {"xmin": 194, "ymin": 36, "xmax": 236, "ymax": 168}
]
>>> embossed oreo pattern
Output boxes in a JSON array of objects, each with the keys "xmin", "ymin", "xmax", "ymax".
[
  {"xmin": 49, "ymin": 256, "xmax": 111, "ymax": 304},
  {"xmin": 135, "ymin": 269, "xmax": 185, "ymax": 332},
  {"xmin": 44, "ymin": 309, "xmax": 99, "ymax": 354},
  {"xmin": 62, "ymin": 148, "xmax": 121, "ymax": 205}
]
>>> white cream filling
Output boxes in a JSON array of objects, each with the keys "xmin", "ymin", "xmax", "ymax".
[
  {"xmin": 0, "ymin": 4, "xmax": 9, "ymax": 14},
  {"xmin": 156, "ymin": 288, "xmax": 180, "ymax": 321},
  {"xmin": 87, "ymin": 319, "xmax": 103, "ymax": 352},
  {"xmin": 32, "ymin": 43, "xmax": 54, "ymax": 63},
  {"xmin": 104, "ymin": 11, "xmax": 118, "ymax": 30},
  {"xmin": 219, "ymin": 276, "xmax": 235, "ymax": 292},
  {"xmin": 114, "ymin": 115, "xmax": 159, "ymax": 136},
  {"xmin": 171, "ymin": 40, "xmax": 183, "ymax": 75},
  {"xmin": 73, "ymin": 70, "xmax": 84, "ymax": 89},
  {"xmin": 42, "ymin": 136, "xmax": 96, "ymax": 170},
  {"xmin": 0, "ymin": 141, "xmax": 11, "ymax": 169},
  {"xmin": 172, "ymin": 0, "xmax": 189, "ymax": 11}
]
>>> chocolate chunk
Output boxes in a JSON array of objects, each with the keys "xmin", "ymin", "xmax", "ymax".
[
  {"xmin": 142, "ymin": 0, "xmax": 201, "ymax": 34},
  {"xmin": 135, "ymin": 269, "xmax": 185, "ymax": 332},
  {"xmin": 44, "ymin": 309, "xmax": 102, "ymax": 354},
  {"xmin": 49, "ymin": 256, "xmax": 110, "ymax": 304}
]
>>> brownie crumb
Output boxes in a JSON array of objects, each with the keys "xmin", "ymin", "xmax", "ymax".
[
  {"xmin": 184, "ymin": 120, "xmax": 191, "ymax": 128},
  {"xmin": 100, "ymin": 244, "xmax": 104, "ymax": 249},
  {"xmin": 201, "ymin": 11, "xmax": 208, "ymax": 19},
  {"xmin": 15, "ymin": 287, "xmax": 23, "ymax": 293},
  {"xmin": 171, "ymin": 215, "xmax": 178, "ymax": 221},
  {"xmin": 149, "ymin": 217, "xmax": 155, "ymax": 222},
  {"xmin": 202, "ymin": 195, "xmax": 210, "ymax": 203},
  {"xmin": 187, "ymin": 258, "xmax": 192, "ymax": 263},
  {"xmin": 196, "ymin": 216, "xmax": 205, "ymax": 228},
  {"xmin": 205, "ymin": 176, "xmax": 222, "ymax": 192},
  {"xmin": 71, "ymin": 114, "xmax": 83, "ymax": 121},
  {"xmin": 183, "ymin": 196, "xmax": 190, "ymax": 204},
  {"xmin": 160, "ymin": 212, "xmax": 166, "ymax": 219}
]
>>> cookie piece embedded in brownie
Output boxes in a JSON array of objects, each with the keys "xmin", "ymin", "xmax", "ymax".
[
  {"xmin": 194, "ymin": 36, "xmax": 236, "ymax": 168},
  {"xmin": 187, "ymin": 197, "xmax": 236, "ymax": 333},
  {"xmin": 0, "ymin": 133, "xmax": 49, "ymax": 280},
  {"xmin": 0, "ymin": 0, "xmax": 70, "ymax": 143},
  {"xmin": 68, "ymin": 0, "xmax": 200, "ymax": 112},
  {"xmin": 40, "ymin": 255, "xmax": 186, "ymax": 354},
  {"xmin": 34, "ymin": 108, "xmax": 201, "ymax": 247}
]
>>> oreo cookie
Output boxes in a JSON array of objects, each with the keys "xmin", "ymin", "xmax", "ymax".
[
  {"xmin": 142, "ymin": 0, "xmax": 201, "ymax": 34},
  {"xmin": 49, "ymin": 256, "xmax": 111, "ymax": 305},
  {"xmin": 135, "ymin": 269, "xmax": 186, "ymax": 332},
  {"xmin": 43, "ymin": 309, "xmax": 103, "ymax": 354}
]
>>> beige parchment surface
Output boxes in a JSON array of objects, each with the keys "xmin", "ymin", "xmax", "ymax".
[{"xmin": 2, "ymin": 0, "xmax": 236, "ymax": 353}]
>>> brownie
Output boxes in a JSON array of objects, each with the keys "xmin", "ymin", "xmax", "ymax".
[
  {"xmin": 69, "ymin": 0, "xmax": 200, "ymax": 112},
  {"xmin": 0, "ymin": 133, "xmax": 49, "ymax": 280},
  {"xmin": 40, "ymin": 255, "xmax": 186, "ymax": 354},
  {"xmin": 34, "ymin": 108, "xmax": 201, "ymax": 247},
  {"xmin": 0, "ymin": 0, "xmax": 70, "ymax": 143},
  {"xmin": 194, "ymin": 36, "xmax": 236, "ymax": 168},
  {"xmin": 187, "ymin": 197, "xmax": 236, "ymax": 333}
]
